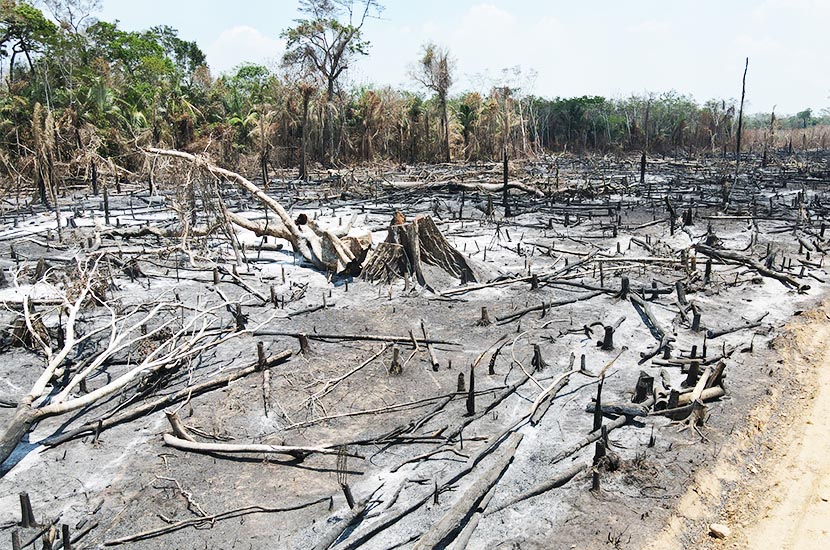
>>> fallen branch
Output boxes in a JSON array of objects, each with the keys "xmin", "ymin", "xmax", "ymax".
[
  {"xmin": 706, "ymin": 313, "xmax": 768, "ymax": 338},
  {"xmin": 304, "ymin": 345, "xmax": 389, "ymax": 407},
  {"xmin": 483, "ymin": 396, "xmax": 655, "ymax": 515},
  {"xmin": 496, "ymin": 291, "xmax": 604, "ymax": 324},
  {"xmin": 382, "ymin": 179, "xmax": 545, "ymax": 198},
  {"xmin": 45, "ymin": 350, "xmax": 292, "ymax": 447},
  {"xmin": 412, "ymin": 432, "xmax": 523, "ymax": 550},
  {"xmin": 253, "ymin": 330, "xmax": 457, "ymax": 346},
  {"xmin": 162, "ymin": 433, "xmax": 363, "ymax": 459},
  {"xmin": 104, "ymin": 497, "xmax": 329, "ymax": 546},
  {"xmin": 147, "ymin": 148, "xmax": 361, "ymax": 273},
  {"xmin": 695, "ymin": 244, "xmax": 809, "ymax": 291}
]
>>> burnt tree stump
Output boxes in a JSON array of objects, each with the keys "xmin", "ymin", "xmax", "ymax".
[
  {"xmin": 362, "ymin": 214, "xmax": 482, "ymax": 288},
  {"xmin": 633, "ymin": 371, "xmax": 654, "ymax": 404}
]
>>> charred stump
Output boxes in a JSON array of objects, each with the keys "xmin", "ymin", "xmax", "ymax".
[{"xmin": 362, "ymin": 213, "xmax": 482, "ymax": 288}]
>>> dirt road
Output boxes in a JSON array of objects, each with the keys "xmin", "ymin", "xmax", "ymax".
[
  {"xmin": 742, "ymin": 309, "xmax": 830, "ymax": 548},
  {"xmin": 652, "ymin": 305, "xmax": 830, "ymax": 550}
]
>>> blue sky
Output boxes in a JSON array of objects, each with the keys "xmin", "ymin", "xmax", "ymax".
[{"xmin": 96, "ymin": 0, "xmax": 830, "ymax": 114}]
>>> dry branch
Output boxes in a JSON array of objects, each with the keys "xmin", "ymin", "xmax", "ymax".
[
  {"xmin": 147, "ymin": 148, "xmax": 364, "ymax": 273},
  {"xmin": 412, "ymin": 432, "xmax": 523, "ymax": 550},
  {"xmin": 0, "ymin": 260, "xmax": 277, "ymax": 466},
  {"xmin": 496, "ymin": 291, "xmax": 604, "ymax": 323},
  {"xmin": 253, "ymin": 330, "xmax": 457, "ymax": 346},
  {"xmin": 45, "ymin": 350, "xmax": 292, "ymax": 447},
  {"xmin": 104, "ymin": 497, "xmax": 329, "ymax": 546},
  {"xmin": 382, "ymin": 179, "xmax": 545, "ymax": 197},
  {"xmin": 695, "ymin": 244, "xmax": 809, "ymax": 291},
  {"xmin": 162, "ymin": 433, "xmax": 362, "ymax": 460}
]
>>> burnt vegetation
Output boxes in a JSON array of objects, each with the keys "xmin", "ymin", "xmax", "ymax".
[{"xmin": 0, "ymin": 1, "xmax": 829, "ymax": 549}]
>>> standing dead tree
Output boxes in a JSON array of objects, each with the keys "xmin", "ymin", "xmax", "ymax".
[
  {"xmin": 726, "ymin": 57, "xmax": 749, "ymax": 210},
  {"xmin": 298, "ymin": 82, "xmax": 316, "ymax": 181}
]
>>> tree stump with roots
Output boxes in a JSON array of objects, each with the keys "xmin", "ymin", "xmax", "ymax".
[{"xmin": 361, "ymin": 213, "xmax": 484, "ymax": 288}]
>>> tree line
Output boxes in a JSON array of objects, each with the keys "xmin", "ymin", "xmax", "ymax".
[{"xmin": 2, "ymin": 0, "xmax": 828, "ymax": 197}]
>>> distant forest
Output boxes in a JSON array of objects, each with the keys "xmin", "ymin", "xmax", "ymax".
[{"xmin": 2, "ymin": 0, "xmax": 829, "ymax": 188}]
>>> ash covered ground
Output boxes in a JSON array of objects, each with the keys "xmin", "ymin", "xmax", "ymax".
[{"xmin": 1, "ymin": 151, "xmax": 828, "ymax": 549}]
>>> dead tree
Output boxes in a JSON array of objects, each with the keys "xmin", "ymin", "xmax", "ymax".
[
  {"xmin": 0, "ymin": 259, "xmax": 268, "ymax": 466},
  {"xmin": 147, "ymin": 148, "xmax": 368, "ymax": 273}
]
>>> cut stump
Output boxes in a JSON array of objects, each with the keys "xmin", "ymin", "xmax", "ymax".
[{"xmin": 362, "ymin": 213, "xmax": 485, "ymax": 288}]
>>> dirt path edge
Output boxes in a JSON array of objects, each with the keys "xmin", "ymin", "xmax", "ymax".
[{"xmin": 652, "ymin": 300, "xmax": 830, "ymax": 549}]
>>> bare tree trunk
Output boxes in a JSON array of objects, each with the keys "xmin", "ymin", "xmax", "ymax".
[
  {"xmin": 502, "ymin": 149, "xmax": 512, "ymax": 217},
  {"xmin": 0, "ymin": 404, "xmax": 39, "ymax": 466},
  {"xmin": 726, "ymin": 57, "xmax": 749, "ymax": 210},
  {"xmin": 441, "ymin": 97, "xmax": 450, "ymax": 163},
  {"xmin": 324, "ymin": 80, "xmax": 335, "ymax": 166},
  {"xmin": 300, "ymin": 93, "xmax": 311, "ymax": 181}
]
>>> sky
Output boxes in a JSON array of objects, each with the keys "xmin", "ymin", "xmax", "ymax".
[{"xmin": 95, "ymin": 0, "xmax": 830, "ymax": 115}]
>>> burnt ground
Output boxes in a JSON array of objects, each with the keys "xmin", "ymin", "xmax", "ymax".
[{"xmin": 0, "ymin": 151, "xmax": 829, "ymax": 549}]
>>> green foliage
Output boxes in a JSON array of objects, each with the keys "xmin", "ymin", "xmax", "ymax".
[
  {"xmin": 0, "ymin": 1, "xmax": 58, "ymax": 69},
  {"xmin": 281, "ymin": 0, "xmax": 378, "ymax": 98},
  {"xmin": 1, "ymin": 0, "xmax": 828, "ymax": 189}
]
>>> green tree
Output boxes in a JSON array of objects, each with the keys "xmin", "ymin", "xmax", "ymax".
[
  {"xmin": 281, "ymin": 0, "xmax": 381, "ymax": 164},
  {"xmin": 0, "ymin": 1, "xmax": 58, "ymax": 82},
  {"xmin": 797, "ymin": 108, "xmax": 813, "ymax": 128}
]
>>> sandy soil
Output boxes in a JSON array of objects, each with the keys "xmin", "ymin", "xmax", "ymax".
[{"xmin": 743, "ymin": 306, "xmax": 830, "ymax": 548}]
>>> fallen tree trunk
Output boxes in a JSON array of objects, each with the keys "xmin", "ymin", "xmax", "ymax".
[
  {"xmin": 412, "ymin": 432, "xmax": 523, "ymax": 550},
  {"xmin": 585, "ymin": 402, "xmax": 650, "ymax": 417},
  {"xmin": 335, "ymin": 429, "xmax": 522, "ymax": 550},
  {"xmin": 483, "ymin": 396, "xmax": 656, "ymax": 515},
  {"xmin": 225, "ymin": 211, "xmax": 291, "ymax": 240},
  {"xmin": 147, "ymin": 148, "xmax": 364, "ymax": 273},
  {"xmin": 706, "ymin": 312, "xmax": 768, "ymax": 338},
  {"xmin": 312, "ymin": 491, "xmax": 376, "ymax": 550},
  {"xmin": 695, "ymin": 244, "xmax": 809, "ymax": 291},
  {"xmin": 652, "ymin": 386, "xmax": 725, "ymax": 419},
  {"xmin": 485, "ymin": 459, "xmax": 589, "ymax": 516}
]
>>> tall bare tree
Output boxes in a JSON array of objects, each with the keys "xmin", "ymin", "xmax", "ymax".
[
  {"xmin": 412, "ymin": 42, "xmax": 453, "ymax": 163},
  {"xmin": 281, "ymin": 0, "xmax": 382, "ymax": 165},
  {"xmin": 298, "ymin": 82, "xmax": 316, "ymax": 180}
]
